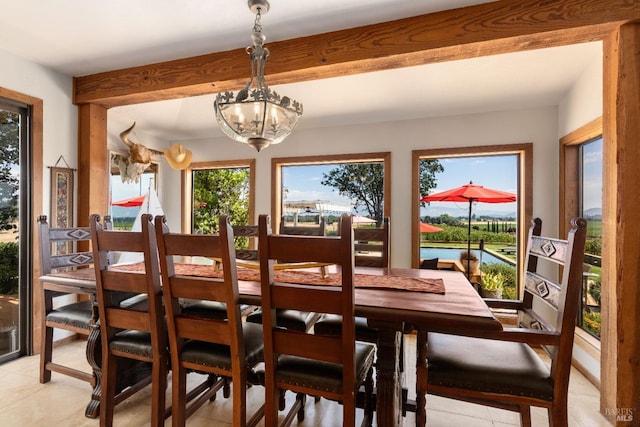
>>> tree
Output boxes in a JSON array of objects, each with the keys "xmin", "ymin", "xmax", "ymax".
[
  {"xmin": 0, "ymin": 110, "xmax": 20, "ymax": 233},
  {"xmin": 321, "ymin": 160, "xmax": 443, "ymax": 225},
  {"xmin": 192, "ymin": 168, "xmax": 249, "ymax": 234},
  {"xmin": 418, "ymin": 159, "xmax": 445, "ymax": 207}
]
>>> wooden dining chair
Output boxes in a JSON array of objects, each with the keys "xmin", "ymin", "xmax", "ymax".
[
  {"xmin": 278, "ymin": 215, "xmax": 326, "ymax": 236},
  {"xmin": 257, "ymin": 214, "xmax": 375, "ymax": 427},
  {"xmin": 90, "ymin": 213, "xmax": 170, "ymax": 427},
  {"xmin": 422, "ymin": 217, "xmax": 587, "ymax": 427},
  {"xmin": 38, "ymin": 214, "xmax": 111, "ymax": 385},
  {"xmin": 154, "ymin": 214, "xmax": 265, "ymax": 427},
  {"xmin": 246, "ymin": 217, "xmax": 327, "ymax": 332},
  {"xmin": 315, "ymin": 217, "xmax": 393, "ymax": 344}
]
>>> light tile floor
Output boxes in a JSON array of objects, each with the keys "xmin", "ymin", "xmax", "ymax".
[{"xmin": 0, "ymin": 334, "xmax": 611, "ymax": 426}]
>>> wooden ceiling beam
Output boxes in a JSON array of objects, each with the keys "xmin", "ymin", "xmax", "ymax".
[{"xmin": 73, "ymin": 0, "xmax": 638, "ymax": 107}]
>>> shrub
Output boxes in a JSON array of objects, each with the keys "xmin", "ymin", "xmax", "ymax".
[
  {"xmin": 0, "ymin": 241, "xmax": 19, "ymax": 295},
  {"xmin": 482, "ymin": 262, "xmax": 517, "ymax": 299}
]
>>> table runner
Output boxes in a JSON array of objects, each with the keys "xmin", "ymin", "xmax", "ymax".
[{"xmin": 115, "ymin": 263, "xmax": 445, "ymax": 294}]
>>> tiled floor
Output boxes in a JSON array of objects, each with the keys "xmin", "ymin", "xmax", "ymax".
[{"xmin": 0, "ymin": 334, "xmax": 611, "ymax": 426}]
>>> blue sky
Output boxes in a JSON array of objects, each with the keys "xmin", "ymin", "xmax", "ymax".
[
  {"xmin": 424, "ymin": 155, "xmax": 518, "ymax": 216},
  {"xmin": 282, "ymin": 156, "xmax": 519, "ymax": 217}
]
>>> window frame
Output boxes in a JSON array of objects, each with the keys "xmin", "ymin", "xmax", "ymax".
[
  {"xmin": 411, "ymin": 144, "xmax": 533, "ymax": 288},
  {"xmin": 181, "ymin": 159, "xmax": 256, "ymax": 233},
  {"xmin": 271, "ymin": 152, "xmax": 391, "ymax": 233}
]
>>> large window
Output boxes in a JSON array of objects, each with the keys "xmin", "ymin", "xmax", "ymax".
[
  {"xmin": 577, "ymin": 138, "xmax": 603, "ymax": 338},
  {"xmin": 412, "ymin": 144, "xmax": 533, "ymax": 297},
  {"xmin": 183, "ymin": 160, "xmax": 255, "ymax": 234},
  {"xmin": 560, "ymin": 118, "xmax": 603, "ymax": 343},
  {"xmin": 272, "ymin": 153, "xmax": 391, "ymax": 234}
]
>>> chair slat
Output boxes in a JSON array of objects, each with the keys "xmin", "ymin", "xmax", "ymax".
[
  {"xmin": 271, "ymin": 283, "xmax": 343, "ymax": 314},
  {"xmin": 268, "ymin": 235, "xmax": 343, "ymax": 264},
  {"xmin": 168, "ymin": 276, "xmax": 227, "ymax": 301},
  {"xmin": 162, "ymin": 233, "xmax": 224, "ymax": 258},
  {"xmin": 175, "ymin": 317, "xmax": 231, "ymax": 345},
  {"xmin": 101, "ymin": 270, "xmax": 148, "ymax": 293},
  {"xmin": 273, "ymin": 329, "xmax": 343, "ymax": 365},
  {"xmin": 105, "ymin": 307, "xmax": 151, "ymax": 332},
  {"xmin": 524, "ymin": 271, "xmax": 561, "ymax": 309},
  {"xmin": 528, "ymin": 235, "xmax": 569, "ymax": 264}
]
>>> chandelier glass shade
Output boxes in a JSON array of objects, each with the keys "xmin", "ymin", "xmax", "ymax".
[{"xmin": 214, "ymin": 0, "xmax": 302, "ymax": 152}]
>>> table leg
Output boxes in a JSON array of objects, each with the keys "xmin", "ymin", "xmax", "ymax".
[
  {"xmin": 369, "ymin": 319, "xmax": 403, "ymax": 427},
  {"xmin": 85, "ymin": 320, "xmax": 102, "ymax": 418},
  {"xmin": 416, "ymin": 329, "xmax": 428, "ymax": 427}
]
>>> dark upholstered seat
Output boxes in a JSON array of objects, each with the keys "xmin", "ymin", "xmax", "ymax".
[
  {"xmin": 424, "ymin": 217, "xmax": 587, "ymax": 427},
  {"xmin": 427, "ymin": 333, "xmax": 553, "ymax": 401},
  {"xmin": 246, "ymin": 309, "xmax": 319, "ymax": 332},
  {"xmin": 45, "ymin": 300, "xmax": 93, "ymax": 330},
  {"xmin": 257, "ymin": 214, "xmax": 375, "ymax": 427}
]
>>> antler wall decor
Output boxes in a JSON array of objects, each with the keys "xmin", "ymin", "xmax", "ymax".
[{"xmin": 115, "ymin": 122, "xmax": 163, "ymax": 183}]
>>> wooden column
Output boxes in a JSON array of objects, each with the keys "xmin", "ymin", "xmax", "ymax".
[
  {"xmin": 601, "ymin": 22, "xmax": 640, "ymax": 425},
  {"xmin": 77, "ymin": 104, "xmax": 108, "ymax": 228}
]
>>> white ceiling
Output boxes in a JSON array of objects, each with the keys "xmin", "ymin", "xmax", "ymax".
[{"xmin": 1, "ymin": 0, "xmax": 601, "ymax": 142}]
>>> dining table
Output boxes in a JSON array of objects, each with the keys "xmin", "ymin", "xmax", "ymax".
[{"xmin": 40, "ymin": 263, "xmax": 501, "ymax": 426}]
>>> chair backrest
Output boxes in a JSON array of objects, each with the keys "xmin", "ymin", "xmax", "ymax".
[
  {"xmin": 258, "ymin": 213, "xmax": 356, "ymax": 395},
  {"xmin": 420, "ymin": 257, "xmax": 439, "ymax": 270},
  {"xmin": 89, "ymin": 213, "xmax": 167, "ymax": 356},
  {"xmin": 353, "ymin": 217, "xmax": 390, "ymax": 267},
  {"xmin": 279, "ymin": 215, "xmax": 326, "ymax": 236},
  {"xmin": 232, "ymin": 224, "xmax": 259, "ymax": 261},
  {"xmin": 38, "ymin": 214, "xmax": 112, "ymax": 274},
  {"xmin": 154, "ymin": 214, "xmax": 247, "ymax": 363},
  {"xmin": 521, "ymin": 217, "xmax": 587, "ymax": 393}
]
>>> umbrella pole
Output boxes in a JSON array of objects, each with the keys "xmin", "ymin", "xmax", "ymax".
[{"xmin": 467, "ymin": 200, "xmax": 472, "ymax": 279}]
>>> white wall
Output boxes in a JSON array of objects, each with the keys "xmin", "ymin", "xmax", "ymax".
[
  {"xmin": 0, "ymin": 48, "xmax": 77, "ymax": 221},
  {"xmin": 557, "ymin": 43, "xmax": 604, "ymax": 384},
  {"xmin": 558, "ymin": 43, "xmax": 603, "ymax": 136},
  {"xmin": 180, "ymin": 106, "xmax": 560, "ymax": 268}
]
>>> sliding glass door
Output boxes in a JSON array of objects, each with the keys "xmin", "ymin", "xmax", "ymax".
[{"xmin": 0, "ymin": 99, "xmax": 29, "ymax": 362}]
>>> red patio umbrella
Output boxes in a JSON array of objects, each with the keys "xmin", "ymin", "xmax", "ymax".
[
  {"xmin": 421, "ymin": 181, "xmax": 516, "ymax": 276},
  {"xmin": 420, "ymin": 222, "xmax": 443, "ymax": 233},
  {"xmin": 111, "ymin": 194, "xmax": 146, "ymax": 207}
]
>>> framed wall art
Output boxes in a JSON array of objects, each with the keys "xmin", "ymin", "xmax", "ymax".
[{"xmin": 49, "ymin": 156, "xmax": 75, "ymax": 255}]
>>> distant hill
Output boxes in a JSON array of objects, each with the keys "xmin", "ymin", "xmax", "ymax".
[
  {"xmin": 420, "ymin": 205, "xmax": 516, "ymax": 219},
  {"xmin": 583, "ymin": 208, "xmax": 602, "ymax": 220}
]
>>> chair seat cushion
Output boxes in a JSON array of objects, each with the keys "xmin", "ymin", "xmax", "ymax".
[
  {"xmin": 274, "ymin": 342, "xmax": 375, "ymax": 394},
  {"xmin": 246, "ymin": 309, "xmax": 319, "ymax": 332},
  {"xmin": 313, "ymin": 315, "xmax": 379, "ymax": 343},
  {"xmin": 427, "ymin": 332, "xmax": 553, "ymax": 401},
  {"xmin": 181, "ymin": 322, "xmax": 264, "ymax": 369},
  {"xmin": 110, "ymin": 330, "xmax": 154, "ymax": 358},
  {"xmin": 181, "ymin": 300, "xmax": 256, "ymax": 319},
  {"xmin": 46, "ymin": 300, "xmax": 93, "ymax": 330}
]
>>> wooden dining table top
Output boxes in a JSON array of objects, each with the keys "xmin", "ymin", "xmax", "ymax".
[{"xmin": 41, "ymin": 264, "xmax": 501, "ymax": 334}]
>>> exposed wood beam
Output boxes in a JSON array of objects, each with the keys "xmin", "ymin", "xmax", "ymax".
[{"xmin": 73, "ymin": 0, "xmax": 637, "ymax": 108}]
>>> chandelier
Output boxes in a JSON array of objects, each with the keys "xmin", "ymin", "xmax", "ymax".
[{"xmin": 214, "ymin": 0, "xmax": 303, "ymax": 152}]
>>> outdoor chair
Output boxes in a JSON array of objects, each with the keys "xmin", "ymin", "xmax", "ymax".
[
  {"xmin": 419, "ymin": 257, "xmax": 439, "ymax": 270},
  {"xmin": 38, "ymin": 214, "xmax": 111, "ymax": 385},
  {"xmin": 257, "ymin": 214, "xmax": 375, "ymax": 427},
  {"xmin": 423, "ymin": 217, "xmax": 587, "ymax": 427},
  {"xmin": 154, "ymin": 215, "xmax": 264, "ymax": 426}
]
